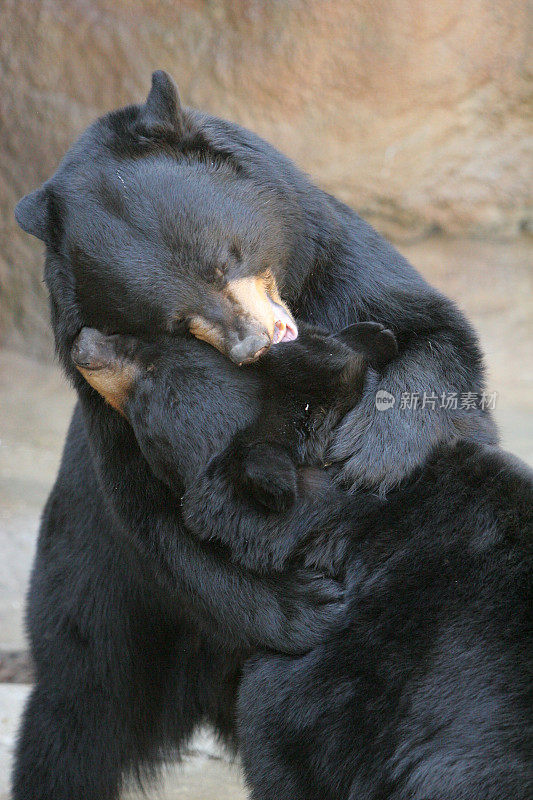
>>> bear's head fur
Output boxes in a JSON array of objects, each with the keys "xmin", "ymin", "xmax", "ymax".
[{"xmin": 15, "ymin": 71, "xmax": 303, "ymax": 365}]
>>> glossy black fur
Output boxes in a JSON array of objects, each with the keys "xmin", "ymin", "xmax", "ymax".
[
  {"xmin": 222, "ymin": 321, "xmax": 399, "ymax": 517},
  {"xmin": 74, "ymin": 320, "xmax": 533, "ymax": 800},
  {"xmin": 71, "ymin": 321, "xmax": 397, "ymax": 574},
  {"xmin": 11, "ymin": 71, "xmax": 510, "ymax": 798},
  {"xmin": 238, "ymin": 440, "xmax": 533, "ymax": 800}
]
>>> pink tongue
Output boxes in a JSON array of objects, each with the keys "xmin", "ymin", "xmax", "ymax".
[{"xmin": 270, "ymin": 300, "xmax": 298, "ymax": 344}]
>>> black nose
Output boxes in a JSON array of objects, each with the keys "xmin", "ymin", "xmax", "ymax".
[
  {"xmin": 229, "ymin": 333, "xmax": 271, "ymax": 365},
  {"xmin": 71, "ymin": 328, "xmax": 111, "ymax": 370}
]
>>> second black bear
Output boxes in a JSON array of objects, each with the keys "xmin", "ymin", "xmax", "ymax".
[
  {"xmin": 72, "ymin": 321, "xmax": 533, "ymax": 800},
  {"xmin": 72, "ymin": 320, "xmax": 398, "ymax": 573}
]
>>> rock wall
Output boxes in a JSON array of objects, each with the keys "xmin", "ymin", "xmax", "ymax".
[{"xmin": 1, "ymin": 0, "xmax": 531, "ymax": 354}]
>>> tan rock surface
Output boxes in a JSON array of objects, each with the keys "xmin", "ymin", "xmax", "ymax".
[{"xmin": 1, "ymin": 0, "xmax": 531, "ymax": 353}]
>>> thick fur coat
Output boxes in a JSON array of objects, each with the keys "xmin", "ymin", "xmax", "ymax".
[{"xmin": 11, "ymin": 72, "xmax": 522, "ymax": 800}]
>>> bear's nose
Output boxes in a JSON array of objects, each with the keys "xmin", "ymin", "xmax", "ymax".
[
  {"xmin": 72, "ymin": 327, "xmax": 111, "ymax": 370},
  {"xmin": 229, "ymin": 333, "xmax": 271, "ymax": 365}
]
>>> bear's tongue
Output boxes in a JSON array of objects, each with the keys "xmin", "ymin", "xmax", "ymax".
[{"xmin": 269, "ymin": 299, "xmax": 298, "ymax": 344}]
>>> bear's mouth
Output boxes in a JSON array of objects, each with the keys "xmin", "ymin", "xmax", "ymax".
[
  {"xmin": 270, "ymin": 298, "xmax": 299, "ymax": 344},
  {"xmin": 188, "ymin": 271, "xmax": 299, "ymax": 364}
]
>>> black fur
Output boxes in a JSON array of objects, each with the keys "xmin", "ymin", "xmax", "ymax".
[
  {"xmin": 238, "ymin": 443, "xmax": 533, "ymax": 800},
  {"xmin": 12, "ymin": 71, "xmax": 509, "ymax": 799},
  {"xmin": 77, "ymin": 321, "xmax": 533, "ymax": 800},
  {"xmin": 70, "ymin": 321, "xmax": 393, "ymax": 572}
]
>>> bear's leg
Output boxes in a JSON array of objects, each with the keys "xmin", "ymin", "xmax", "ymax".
[
  {"xmin": 11, "ymin": 440, "xmax": 209, "ymax": 799},
  {"xmin": 12, "ymin": 632, "xmax": 225, "ymax": 800},
  {"xmin": 13, "ymin": 678, "xmax": 136, "ymax": 799},
  {"xmin": 11, "ymin": 606, "xmax": 216, "ymax": 800},
  {"xmin": 238, "ymin": 654, "xmax": 337, "ymax": 800}
]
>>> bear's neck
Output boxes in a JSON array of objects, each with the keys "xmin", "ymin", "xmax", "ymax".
[{"xmin": 290, "ymin": 218, "xmax": 360, "ymax": 332}]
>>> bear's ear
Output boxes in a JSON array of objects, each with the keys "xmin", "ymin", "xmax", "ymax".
[
  {"xmin": 14, "ymin": 187, "xmax": 49, "ymax": 242},
  {"xmin": 136, "ymin": 70, "xmax": 186, "ymax": 137}
]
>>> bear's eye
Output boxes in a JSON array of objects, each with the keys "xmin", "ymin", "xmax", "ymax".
[{"xmin": 211, "ymin": 265, "xmax": 227, "ymax": 286}]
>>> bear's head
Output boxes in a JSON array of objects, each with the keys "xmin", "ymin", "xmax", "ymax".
[{"xmin": 15, "ymin": 71, "xmax": 299, "ymax": 365}]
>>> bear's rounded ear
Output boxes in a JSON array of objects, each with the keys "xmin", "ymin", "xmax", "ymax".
[
  {"xmin": 14, "ymin": 187, "xmax": 49, "ymax": 242},
  {"xmin": 137, "ymin": 70, "xmax": 186, "ymax": 137}
]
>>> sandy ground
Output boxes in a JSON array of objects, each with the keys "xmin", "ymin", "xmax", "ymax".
[{"xmin": 0, "ymin": 236, "xmax": 531, "ymax": 798}]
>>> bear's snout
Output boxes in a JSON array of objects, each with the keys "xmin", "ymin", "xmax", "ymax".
[
  {"xmin": 187, "ymin": 272, "xmax": 298, "ymax": 365},
  {"xmin": 228, "ymin": 333, "xmax": 271, "ymax": 365}
]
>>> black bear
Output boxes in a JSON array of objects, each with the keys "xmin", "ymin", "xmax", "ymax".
[
  {"xmin": 72, "ymin": 321, "xmax": 533, "ymax": 800},
  {"xmin": 13, "ymin": 70, "xmax": 502, "ymax": 798},
  {"xmin": 70, "ymin": 320, "xmax": 399, "ymax": 573}
]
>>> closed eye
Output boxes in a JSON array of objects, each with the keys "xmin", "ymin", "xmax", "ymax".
[
  {"xmin": 210, "ymin": 264, "xmax": 227, "ymax": 288},
  {"xmin": 171, "ymin": 317, "xmax": 189, "ymax": 335}
]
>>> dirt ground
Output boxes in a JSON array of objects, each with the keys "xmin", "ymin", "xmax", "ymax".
[{"xmin": 0, "ymin": 236, "xmax": 531, "ymax": 799}]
